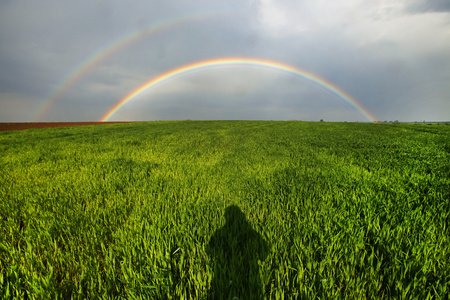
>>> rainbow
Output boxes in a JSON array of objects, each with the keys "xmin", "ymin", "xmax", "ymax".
[
  {"xmin": 101, "ymin": 57, "xmax": 377, "ymax": 122},
  {"xmin": 31, "ymin": 11, "xmax": 229, "ymax": 122}
]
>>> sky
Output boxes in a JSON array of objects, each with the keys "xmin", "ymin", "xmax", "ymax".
[{"xmin": 1, "ymin": 0, "xmax": 449, "ymax": 122}]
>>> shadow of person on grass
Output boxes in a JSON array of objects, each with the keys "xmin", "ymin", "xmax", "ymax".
[{"xmin": 207, "ymin": 205, "xmax": 269, "ymax": 300}]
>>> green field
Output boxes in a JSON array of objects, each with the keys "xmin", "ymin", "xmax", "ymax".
[{"xmin": 1, "ymin": 121, "xmax": 449, "ymax": 299}]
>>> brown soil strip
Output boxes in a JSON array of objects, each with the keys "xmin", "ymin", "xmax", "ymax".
[{"xmin": 0, "ymin": 122, "xmax": 134, "ymax": 132}]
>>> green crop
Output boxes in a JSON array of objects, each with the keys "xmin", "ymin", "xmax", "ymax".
[{"xmin": 0, "ymin": 121, "xmax": 449, "ymax": 299}]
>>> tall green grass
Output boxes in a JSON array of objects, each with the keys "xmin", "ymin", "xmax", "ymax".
[{"xmin": 1, "ymin": 121, "xmax": 449, "ymax": 299}]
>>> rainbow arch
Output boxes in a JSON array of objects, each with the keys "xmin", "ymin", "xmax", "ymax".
[
  {"xmin": 101, "ymin": 57, "xmax": 376, "ymax": 122},
  {"xmin": 30, "ymin": 11, "xmax": 230, "ymax": 122}
]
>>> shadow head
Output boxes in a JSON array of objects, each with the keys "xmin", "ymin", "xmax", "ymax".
[{"xmin": 224, "ymin": 205, "xmax": 246, "ymax": 224}]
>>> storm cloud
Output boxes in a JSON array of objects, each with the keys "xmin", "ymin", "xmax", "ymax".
[
  {"xmin": 1, "ymin": 0, "xmax": 449, "ymax": 122},
  {"xmin": 407, "ymin": 0, "xmax": 450, "ymax": 13}
]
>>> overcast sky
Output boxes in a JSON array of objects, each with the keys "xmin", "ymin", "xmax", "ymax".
[{"xmin": 1, "ymin": 0, "xmax": 449, "ymax": 122}]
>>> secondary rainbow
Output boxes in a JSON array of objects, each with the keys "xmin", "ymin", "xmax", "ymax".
[
  {"xmin": 101, "ymin": 57, "xmax": 377, "ymax": 122},
  {"xmin": 30, "ymin": 11, "xmax": 229, "ymax": 122}
]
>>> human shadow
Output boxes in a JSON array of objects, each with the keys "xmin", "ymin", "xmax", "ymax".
[{"xmin": 207, "ymin": 205, "xmax": 269, "ymax": 300}]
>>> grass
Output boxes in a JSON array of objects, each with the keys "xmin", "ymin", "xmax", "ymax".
[{"xmin": 0, "ymin": 121, "xmax": 449, "ymax": 299}]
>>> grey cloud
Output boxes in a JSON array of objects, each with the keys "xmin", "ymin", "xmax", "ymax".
[
  {"xmin": 0, "ymin": 54, "xmax": 55, "ymax": 97},
  {"xmin": 406, "ymin": 0, "xmax": 450, "ymax": 13},
  {"xmin": 1, "ymin": 1, "xmax": 450, "ymax": 122}
]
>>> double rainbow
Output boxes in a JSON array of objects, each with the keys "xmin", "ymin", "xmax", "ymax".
[
  {"xmin": 31, "ymin": 12, "xmax": 229, "ymax": 122},
  {"xmin": 101, "ymin": 57, "xmax": 376, "ymax": 122}
]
